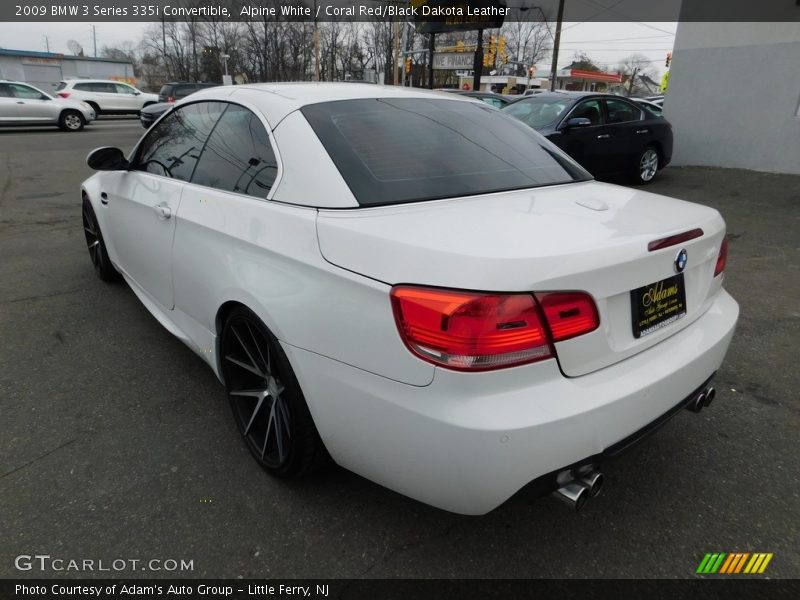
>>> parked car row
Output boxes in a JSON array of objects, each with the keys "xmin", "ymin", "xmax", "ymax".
[
  {"xmin": 80, "ymin": 83, "xmax": 736, "ymax": 515},
  {"xmin": 0, "ymin": 80, "xmax": 220, "ymax": 132}
]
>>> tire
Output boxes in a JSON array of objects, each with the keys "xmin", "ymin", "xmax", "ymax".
[
  {"xmin": 59, "ymin": 110, "xmax": 84, "ymax": 132},
  {"xmin": 221, "ymin": 307, "xmax": 328, "ymax": 478},
  {"xmin": 633, "ymin": 145, "xmax": 660, "ymax": 184},
  {"xmin": 82, "ymin": 197, "xmax": 120, "ymax": 282}
]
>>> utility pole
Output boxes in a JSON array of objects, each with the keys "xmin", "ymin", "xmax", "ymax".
[
  {"xmin": 628, "ymin": 66, "xmax": 638, "ymax": 96},
  {"xmin": 400, "ymin": 24, "xmax": 408, "ymax": 87},
  {"xmin": 91, "ymin": 25, "xmax": 97, "ymax": 57},
  {"xmin": 549, "ymin": 0, "xmax": 565, "ymax": 91},
  {"xmin": 392, "ymin": 18, "xmax": 400, "ymax": 85},
  {"xmin": 313, "ymin": 1, "xmax": 321, "ymax": 81},
  {"xmin": 44, "ymin": 36, "xmax": 49, "ymax": 53},
  {"xmin": 472, "ymin": 29, "xmax": 484, "ymax": 91},
  {"xmin": 427, "ymin": 33, "xmax": 435, "ymax": 89}
]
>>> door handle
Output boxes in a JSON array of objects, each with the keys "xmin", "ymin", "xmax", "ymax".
[
  {"xmin": 636, "ymin": 129, "xmax": 649, "ymax": 134},
  {"xmin": 16, "ymin": 101, "xmax": 25, "ymax": 104},
  {"xmin": 153, "ymin": 203, "xmax": 172, "ymax": 219},
  {"xmin": 596, "ymin": 134, "xmax": 610, "ymax": 139},
  {"xmin": 100, "ymin": 192, "xmax": 108, "ymax": 205}
]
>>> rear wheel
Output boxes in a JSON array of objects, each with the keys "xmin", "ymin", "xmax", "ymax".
[
  {"xmin": 82, "ymin": 197, "xmax": 119, "ymax": 282},
  {"xmin": 221, "ymin": 307, "xmax": 327, "ymax": 478},
  {"xmin": 634, "ymin": 145, "xmax": 659, "ymax": 184},
  {"xmin": 59, "ymin": 110, "xmax": 84, "ymax": 132}
]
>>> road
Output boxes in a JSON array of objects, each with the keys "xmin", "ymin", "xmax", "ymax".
[{"xmin": 1, "ymin": 121, "xmax": 798, "ymax": 579}]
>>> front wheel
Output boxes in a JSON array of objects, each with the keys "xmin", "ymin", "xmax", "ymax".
[
  {"xmin": 59, "ymin": 110, "xmax": 84, "ymax": 132},
  {"xmin": 82, "ymin": 197, "xmax": 119, "ymax": 281},
  {"xmin": 221, "ymin": 307, "xmax": 328, "ymax": 478},
  {"xmin": 634, "ymin": 145, "xmax": 660, "ymax": 184}
]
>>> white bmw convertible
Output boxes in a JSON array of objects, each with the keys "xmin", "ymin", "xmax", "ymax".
[{"xmin": 81, "ymin": 83, "xmax": 738, "ymax": 514}]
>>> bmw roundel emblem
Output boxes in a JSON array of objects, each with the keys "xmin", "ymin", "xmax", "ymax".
[{"xmin": 674, "ymin": 248, "xmax": 688, "ymax": 273}]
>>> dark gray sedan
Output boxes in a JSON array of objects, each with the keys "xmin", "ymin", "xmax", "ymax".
[{"xmin": 503, "ymin": 92, "xmax": 673, "ymax": 183}]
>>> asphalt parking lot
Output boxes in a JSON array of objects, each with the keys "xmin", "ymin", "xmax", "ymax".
[{"xmin": 1, "ymin": 120, "xmax": 798, "ymax": 579}]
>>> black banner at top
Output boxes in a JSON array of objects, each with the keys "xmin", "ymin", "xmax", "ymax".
[{"xmin": 1, "ymin": 0, "xmax": 799, "ymax": 22}]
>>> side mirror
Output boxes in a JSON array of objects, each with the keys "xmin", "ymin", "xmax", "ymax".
[
  {"xmin": 87, "ymin": 147, "xmax": 129, "ymax": 171},
  {"xmin": 134, "ymin": 91, "xmax": 141, "ymax": 96},
  {"xmin": 563, "ymin": 117, "xmax": 592, "ymax": 131}
]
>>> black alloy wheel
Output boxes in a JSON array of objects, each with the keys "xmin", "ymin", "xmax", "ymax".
[
  {"xmin": 82, "ymin": 197, "xmax": 119, "ymax": 282},
  {"xmin": 221, "ymin": 307, "xmax": 327, "ymax": 478}
]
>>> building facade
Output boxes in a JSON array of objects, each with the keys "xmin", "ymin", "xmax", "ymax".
[
  {"xmin": 665, "ymin": 21, "xmax": 800, "ymax": 175},
  {"xmin": 0, "ymin": 49, "xmax": 135, "ymax": 93}
]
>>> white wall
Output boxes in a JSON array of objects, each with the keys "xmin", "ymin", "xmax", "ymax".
[{"xmin": 665, "ymin": 23, "xmax": 800, "ymax": 175}]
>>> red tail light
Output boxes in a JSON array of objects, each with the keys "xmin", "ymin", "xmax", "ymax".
[
  {"xmin": 56, "ymin": 92, "xmax": 70, "ymax": 98},
  {"xmin": 391, "ymin": 287, "xmax": 553, "ymax": 371},
  {"xmin": 167, "ymin": 96, "xmax": 175, "ymax": 103},
  {"xmin": 714, "ymin": 236, "xmax": 728, "ymax": 277},
  {"xmin": 536, "ymin": 292, "xmax": 600, "ymax": 342}
]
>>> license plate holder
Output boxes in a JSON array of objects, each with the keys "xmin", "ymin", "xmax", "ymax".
[{"xmin": 630, "ymin": 273, "xmax": 687, "ymax": 338}]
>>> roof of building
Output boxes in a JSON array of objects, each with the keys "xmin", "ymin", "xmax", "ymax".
[{"xmin": 0, "ymin": 48, "xmax": 133, "ymax": 64}]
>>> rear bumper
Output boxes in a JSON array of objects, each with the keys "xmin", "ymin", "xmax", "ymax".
[{"xmin": 283, "ymin": 289, "xmax": 738, "ymax": 515}]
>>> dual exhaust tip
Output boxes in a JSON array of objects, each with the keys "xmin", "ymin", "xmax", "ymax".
[
  {"xmin": 553, "ymin": 471, "xmax": 604, "ymax": 512},
  {"xmin": 686, "ymin": 386, "xmax": 716, "ymax": 413},
  {"xmin": 553, "ymin": 385, "xmax": 717, "ymax": 511}
]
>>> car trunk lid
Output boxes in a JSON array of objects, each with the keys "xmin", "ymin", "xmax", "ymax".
[{"xmin": 316, "ymin": 181, "xmax": 726, "ymax": 377}]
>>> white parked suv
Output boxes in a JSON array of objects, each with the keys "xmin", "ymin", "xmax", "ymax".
[
  {"xmin": 55, "ymin": 79, "xmax": 158, "ymax": 115},
  {"xmin": 0, "ymin": 80, "xmax": 96, "ymax": 131}
]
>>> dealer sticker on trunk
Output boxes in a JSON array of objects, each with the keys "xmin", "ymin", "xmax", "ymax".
[{"xmin": 630, "ymin": 273, "xmax": 687, "ymax": 338}]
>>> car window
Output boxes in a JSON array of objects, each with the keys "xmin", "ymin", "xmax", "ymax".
[
  {"xmin": 302, "ymin": 97, "xmax": 591, "ymax": 206},
  {"xmin": 9, "ymin": 84, "xmax": 45, "ymax": 99},
  {"xmin": 134, "ymin": 101, "xmax": 226, "ymax": 181},
  {"xmin": 191, "ymin": 104, "xmax": 278, "ymax": 198},
  {"xmin": 114, "ymin": 83, "xmax": 136, "ymax": 95},
  {"xmin": 639, "ymin": 102, "xmax": 663, "ymax": 118},
  {"xmin": 606, "ymin": 98, "xmax": 641, "ymax": 124},
  {"xmin": 0, "ymin": 84, "xmax": 12, "ymax": 97},
  {"xmin": 55, "ymin": 82, "xmax": 67, "ymax": 91},
  {"xmin": 502, "ymin": 97, "xmax": 573, "ymax": 128},
  {"xmin": 481, "ymin": 97, "xmax": 503, "ymax": 108},
  {"xmin": 569, "ymin": 99, "xmax": 604, "ymax": 126},
  {"xmin": 94, "ymin": 83, "xmax": 117, "ymax": 93},
  {"xmin": 73, "ymin": 83, "xmax": 94, "ymax": 92},
  {"xmin": 174, "ymin": 85, "xmax": 195, "ymax": 99}
]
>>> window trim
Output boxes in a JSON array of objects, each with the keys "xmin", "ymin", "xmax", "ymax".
[{"xmin": 128, "ymin": 98, "xmax": 284, "ymax": 203}]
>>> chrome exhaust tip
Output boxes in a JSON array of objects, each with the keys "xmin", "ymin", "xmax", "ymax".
[
  {"xmin": 578, "ymin": 471, "xmax": 604, "ymax": 498},
  {"xmin": 703, "ymin": 386, "xmax": 716, "ymax": 407},
  {"xmin": 687, "ymin": 391, "xmax": 706, "ymax": 413},
  {"xmin": 553, "ymin": 482, "xmax": 589, "ymax": 512}
]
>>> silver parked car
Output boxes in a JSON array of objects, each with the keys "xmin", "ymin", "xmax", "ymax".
[{"xmin": 0, "ymin": 80, "xmax": 96, "ymax": 131}]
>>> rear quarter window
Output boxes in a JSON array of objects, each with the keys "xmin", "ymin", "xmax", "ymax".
[{"xmin": 301, "ymin": 97, "xmax": 589, "ymax": 206}]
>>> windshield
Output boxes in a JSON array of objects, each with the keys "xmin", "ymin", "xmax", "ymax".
[
  {"xmin": 302, "ymin": 97, "xmax": 591, "ymax": 207},
  {"xmin": 502, "ymin": 96, "xmax": 574, "ymax": 129}
]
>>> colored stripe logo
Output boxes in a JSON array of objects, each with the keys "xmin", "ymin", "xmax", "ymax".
[{"xmin": 697, "ymin": 552, "xmax": 773, "ymax": 574}]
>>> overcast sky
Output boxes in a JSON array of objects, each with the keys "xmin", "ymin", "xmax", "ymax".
[{"xmin": 0, "ymin": 20, "xmax": 677, "ymax": 76}]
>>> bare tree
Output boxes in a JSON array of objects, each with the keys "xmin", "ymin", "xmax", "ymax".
[
  {"xmin": 617, "ymin": 53, "xmax": 659, "ymax": 96},
  {"xmin": 502, "ymin": 19, "xmax": 553, "ymax": 75}
]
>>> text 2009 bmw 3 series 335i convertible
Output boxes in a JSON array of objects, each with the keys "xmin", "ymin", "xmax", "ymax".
[{"xmin": 81, "ymin": 84, "xmax": 738, "ymax": 514}]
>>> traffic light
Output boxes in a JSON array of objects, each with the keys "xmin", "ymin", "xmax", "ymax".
[
  {"xmin": 528, "ymin": 66, "xmax": 535, "ymax": 78},
  {"xmin": 498, "ymin": 36, "xmax": 506, "ymax": 55},
  {"xmin": 405, "ymin": 57, "xmax": 412, "ymax": 74},
  {"xmin": 503, "ymin": 54, "xmax": 508, "ymax": 65},
  {"xmin": 483, "ymin": 53, "xmax": 490, "ymax": 68},
  {"xmin": 665, "ymin": 52, "xmax": 672, "ymax": 67}
]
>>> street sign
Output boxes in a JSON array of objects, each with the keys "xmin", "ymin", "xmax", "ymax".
[
  {"xmin": 414, "ymin": 0, "xmax": 508, "ymax": 34},
  {"xmin": 433, "ymin": 52, "xmax": 476, "ymax": 70}
]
